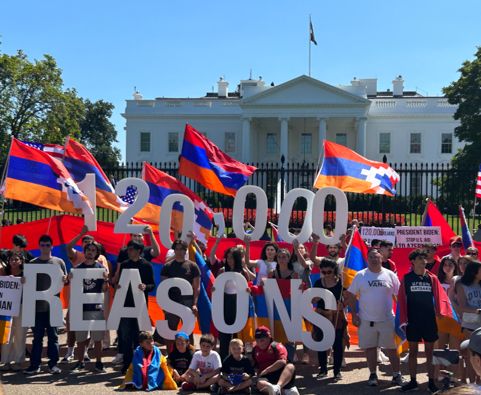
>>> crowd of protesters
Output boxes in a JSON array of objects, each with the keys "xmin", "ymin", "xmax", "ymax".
[{"xmin": 1, "ymin": 220, "xmax": 481, "ymax": 394}]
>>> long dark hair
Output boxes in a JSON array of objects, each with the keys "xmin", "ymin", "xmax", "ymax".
[
  {"xmin": 260, "ymin": 242, "xmax": 279, "ymax": 261},
  {"xmin": 461, "ymin": 261, "xmax": 481, "ymax": 286},
  {"xmin": 224, "ymin": 248, "xmax": 243, "ymax": 273},
  {"xmin": 438, "ymin": 257, "xmax": 458, "ymax": 284},
  {"xmin": 6, "ymin": 251, "xmax": 25, "ymax": 275}
]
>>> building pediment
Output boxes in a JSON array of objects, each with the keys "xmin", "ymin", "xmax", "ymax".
[{"xmin": 241, "ymin": 75, "xmax": 370, "ymax": 107}]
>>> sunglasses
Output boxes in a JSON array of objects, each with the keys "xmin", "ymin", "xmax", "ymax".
[
  {"xmin": 468, "ymin": 252, "xmax": 478, "ymax": 256},
  {"xmin": 39, "ymin": 243, "xmax": 52, "ymax": 247},
  {"xmin": 321, "ymin": 270, "xmax": 333, "ymax": 275},
  {"xmin": 452, "ymin": 243, "xmax": 462, "ymax": 248}
]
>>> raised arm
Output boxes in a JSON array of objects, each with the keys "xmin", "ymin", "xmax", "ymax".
[
  {"xmin": 144, "ymin": 226, "xmax": 160, "ymax": 258},
  {"xmin": 66, "ymin": 225, "xmax": 88, "ymax": 261},
  {"xmin": 209, "ymin": 236, "xmax": 222, "ymax": 266},
  {"xmin": 309, "ymin": 233, "xmax": 322, "ymax": 266}
]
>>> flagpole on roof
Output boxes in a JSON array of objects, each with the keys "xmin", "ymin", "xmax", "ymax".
[{"xmin": 308, "ymin": 15, "xmax": 312, "ymax": 77}]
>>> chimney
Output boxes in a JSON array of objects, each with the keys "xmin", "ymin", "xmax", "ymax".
[
  {"xmin": 133, "ymin": 88, "xmax": 143, "ymax": 100},
  {"xmin": 217, "ymin": 77, "xmax": 229, "ymax": 98},
  {"xmin": 392, "ymin": 75, "xmax": 404, "ymax": 97}
]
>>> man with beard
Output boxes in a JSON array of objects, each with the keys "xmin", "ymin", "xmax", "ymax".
[
  {"xmin": 309, "ymin": 233, "xmax": 346, "ymax": 273},
  {"xmin": 379, "ymin": 240, "xmax": 397, "ymax": 273}
]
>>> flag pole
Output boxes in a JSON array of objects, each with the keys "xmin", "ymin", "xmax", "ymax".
[
  {"xmin": 308, "ymin": 15, "xmax": 312, "ymax": 77},
  {"xmin": 473, "ymin": 197, "xmax": 478, "ymax": 233}
]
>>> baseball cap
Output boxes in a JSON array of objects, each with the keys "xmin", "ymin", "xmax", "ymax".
[
  {"xmin": 175, "ymin": 331, "xmax": 189, "ymax": 340},
  {"xmin": 450, "ymin": 236, "xmax": 462, "ymax": 246},
  {"xmin": 461, "ymin": 327, "xmax": 481, "ymax": 354},
  {"xmin": 254, "ymin": 326, "xmax": 271, "ymax": 338}
]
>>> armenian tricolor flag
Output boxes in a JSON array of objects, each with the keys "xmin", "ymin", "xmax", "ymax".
[
  {"xmin": 3, "ymin": 138, "xmax": 93, "ymax": 216},
  {"xmin": 179, "ymin": 124, "xmax": 256, "ymax": 197},
  {"xmin": 459, "ymin": 205, "xmax": 474, "ymax": 250},
  {"xmin": 138, "ymin": 162, "xmax": 213, "ymax": 243},
  {"xmin": 0, "ymin": 315, "xmax": 12, "ymax": 345},
  {"xmin": 343, "ymin": 227, "xmax": 369, "ymax": 288},
  {"xmin": 314, "ymin": 140, "xmax": 400, "ymax": 196},
  {"xmin": 421, "ymin": 199, "xmax": 456, "ymax": 246},
  {"xmin": 63, "ymin": 138, "xmax": 128, "ymax": 212}
]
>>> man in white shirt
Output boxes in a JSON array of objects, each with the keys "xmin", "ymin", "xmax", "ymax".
[{"xmin": 346, "ymin": 248, "xmax": 404, "ymax": 387}]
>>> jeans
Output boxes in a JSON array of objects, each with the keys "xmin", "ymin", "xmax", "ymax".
[
  {"xmin": 318, "ymin": 328, "xmax": 345, "ymax": 375},
  {"xmin": 30, "ymin": 311, "xmax": 59, "ymax": 369},
  {"xmin": 118, "ymin": 318, "xmax": 140, "ymax": 372}
]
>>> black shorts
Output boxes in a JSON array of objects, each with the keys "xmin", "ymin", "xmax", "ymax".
[
  {"xmin": 259, "ymin": 365, "xmax": 296, "ymax": 389},
  {"xmin": 406, "ymin": 321, "xmax": 438, "ymax": 343}
]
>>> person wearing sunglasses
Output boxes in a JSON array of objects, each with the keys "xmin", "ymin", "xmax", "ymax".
[
  {"xmin": 466, "ymin": 247, "xmax": 479, "ymax": 259},
  {"xmin": 442, "ymin": 236, "xmax": 463, "ymax": 264},
  {"xmin": 24, "ymin": 235, "xmax": 68, "ymax": 375},
  {"xmin": 312, "ymin": 258, "xmax": 347, "ymax": 381}
]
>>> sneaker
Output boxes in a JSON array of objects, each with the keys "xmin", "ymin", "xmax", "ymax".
[
  {"xmin": 181, "ymin": 382, "xmax": 196, "ymax": 391},
  {"xmin": 316, "ymin": 370, "xmax": 328, "ymax": 379},
  {"xmin": 71, "ymin": 362, "xmax": 85, "ymax": 372},
  {"xmin": 428, "ymin": 379, "xmax": 439, "ymax": 393},
  {"xmin": 24, "ymin": 366, "xmax": 40, "ymax": 375},
  {"xmin": 111, "ymin": 354, "xmax": 123, "ymax": 365},
  {"xmin": 0, "ymin": 363, "xmax": 11, "ymax": 371},
  {"xmin": 392, "ymin": 373, "xmax": 405, "ymax": 386},
  {"xmin": 61, "ymin": 353, "xmax": 74, "ymax": 362},
  {"xmin": 334, "ymin": 372, "xmax": 342, "ymax": 381},
  {"xmin": 11, "ymin": 363, "xmax": 23, "ymax": 371},
  {"xmin": 367, "ymin": 373, "xmax": 379, "ymax": 386},
  {"xmin": 283, "ymin": 387, "xmax": 300, "ymax": 395},
  {"xmin": 400, "ymin": 352, "xmax": 410, "ymax": 364},
  {"xmin": 94, "ymin": 361, "xmax": 105, "ymax": 373},
  {"xmin": 49, "ymin": 365, "xmax": 62, "ymax": 374},
  {"xmin": 400, "ymin": 380, "xmax": 418, "ymax": 392},
  {"xmin": 302, "ymin": 353, "xmax": 310, "ymax": 364},
  {"xmin": 262, "ymin": 382, "xmax": 280, "ymax": 395}
]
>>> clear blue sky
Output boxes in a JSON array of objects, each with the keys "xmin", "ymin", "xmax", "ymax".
[{"xmin": 1, "ymin": 0, "xmax": 480, "ymax": 161}]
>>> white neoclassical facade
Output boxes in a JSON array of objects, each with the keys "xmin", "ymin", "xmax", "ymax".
[{"xmin": 123, "ymin": 75, "xmax": 461, "ymax": 165}]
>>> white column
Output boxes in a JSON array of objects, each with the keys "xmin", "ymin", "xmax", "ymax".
[
  {"xmin": 318, "ymin": 117, "xmax": 327, "ymax": 155},
  {"xmin": 356, "ymin": 117, "xmax": 367, "ymax": 156},
  {"xmin": 279, "ymin": 117, "xmax": 289, "ymax": 161},
  {"xmin": 242, "ymin": 117, "xmax": 251, "ymax": 162}
]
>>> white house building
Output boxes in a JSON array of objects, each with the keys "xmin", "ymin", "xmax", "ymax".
[{"xmin": 123, "ymin": 75, "xmax": 461, "ymax": 166}]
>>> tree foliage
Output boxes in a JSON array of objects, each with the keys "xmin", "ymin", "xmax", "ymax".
[{"xmin": 0, "ymin": 49, "xmax": 120, "ymax": 168}]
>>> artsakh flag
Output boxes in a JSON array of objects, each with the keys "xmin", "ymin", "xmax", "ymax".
[
  {"xmin": 179, "ymin": 124, "xmax": 256, "ymax": 196},
  {"xmin": 421, "ymin": 200, "xmax": 456, "ymax": 246},
  {"xmin": 3, "ymin": 138, "xmax": 93, "ymax": 216},
  {"xmin": 314, "ymin": 140, "xmax": 400, "ymax": 196}
]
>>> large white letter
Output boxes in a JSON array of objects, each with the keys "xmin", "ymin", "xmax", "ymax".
[
  {"xmin": 233, "ymin": 185, "xmax": 267, "ymax": 240},
  {"xmin": 212, "ymin": 273, "xmax": 249, "ymax": 333},
  {"xmin": 107, "ymin": 269, "xmax": 151, "ymax": 331},
  {"xmin": 159, "ymin": 194, "xmax": 195, "ymax": 247},
  {"xmin": 22, "ymin": 264, "xmax": 64, "ymax": 327},
  {"xmin": 69, "ymin": 268, "xmax": 106, "ymax": 331},
  {"xmin": 312, "ymin": 187, "xmax": 348, "ymax": 244},
  {"xmin": 155, "ymin": 278, "xmax": 195, "ymax": 340},
  {"xmin": 299, "ymin": 288, "xmax": 336, "ymax": 351},
  {"xmin": 263, "ymin": 279, "xmax": 303, "ymax": 342},
  {"xmin": 76, "ymin": 173, "xmax": 97, "ymax": 231},
  {"xmin": 278, "ymin": 188, "xmax": 315, "ymax": 244}
]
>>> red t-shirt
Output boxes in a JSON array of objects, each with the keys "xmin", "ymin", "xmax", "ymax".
[{"xmin": 252, "ymin": 342, "xmax": 288, "ymax": 372}]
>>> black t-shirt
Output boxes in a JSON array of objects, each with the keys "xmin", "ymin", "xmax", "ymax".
[
  {"xmin": 403, "ymin": 271, "xmax": 436, "ymax": 325},
  {"xmin": 117, "ymin": 246, "xmax": 154, "ymax": 265},
  {"xmin": 221, "ymin": 355, "xmax": 254, "ymax": 376},
  {"xmin": 118, "ymin": 258, "xmax": 155, "ymax": 307},
  {"xmin": 76, "ymin": 262, "xmax": 106, "ymax": 311},
  {"xmin": 313, "ymin": 278, "xmax": 343, "ymax": 310},
  {"xmin": 161, "ymin": 260, "xmax": 200, "ymax": 302},
  {"xmin": 168, "ymin": 347, "xmax": 194, "ymax": 375}
]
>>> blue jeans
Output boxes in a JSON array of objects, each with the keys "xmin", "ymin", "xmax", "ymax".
[{"xmin": 29, "ymin": 311, "xmax": 59, "ymax": 369}]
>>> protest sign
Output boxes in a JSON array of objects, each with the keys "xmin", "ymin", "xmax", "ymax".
[
  {"xmin": 395, "ymin": 226, "xmax": 442, "ymax": 248},
  {"xmin": 361, "ymin": 226, "xmax": 396, "ymax": 245},
  {"xmin": 0, "ymin": 276, "xmax": 22, "ymax": 316}
]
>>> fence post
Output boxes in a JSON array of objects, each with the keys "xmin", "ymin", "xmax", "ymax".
[
  {"xmin": 381, "ymin": 155, "xmax": 387, "ymax": 225},
  {"xmin": 280, "ymin": 155, "xmax": 286, "ymax": 205}
]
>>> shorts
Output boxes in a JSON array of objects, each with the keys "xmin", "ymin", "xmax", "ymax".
[
  {"xmin": 358, "ymin": 318, "xmax": 396, "ymax": 349},
  {"xmin": 406, "ymin": 321, "xmax": 438, "ymax": 343},
  {"xmin": 259, "ymin": 365, "xmax": 296, "ymax": 389},
  {"xmin": 164, "ymin": 297, "xmax": 194, "ymax": 331},
  {"xmin": 75, "ymin": 310, "xmax": 105, "ymax": 343}
]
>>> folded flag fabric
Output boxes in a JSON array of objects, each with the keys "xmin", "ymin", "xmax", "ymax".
[
  {"xmin": 342, "ymin": 227, "xmax": 369, "ymax": 289},
  {"xmin": 3, "ymin": 138, "xmax": 93, "ymax": 216},
  {"xmin": 63, "ymin": 138, "xmax": 128, "ymax": 212},
  {"xmin": 314, "ymin": 140, "xmax": 400, "ymax": 196},
  {"xmin": 422, "ymin": 200, "xmax": 456, "ymax": 246},
  {"xmin": 269, "ymin": 222, "xmax": 283, "ymax": 242},
  {"xmin": 21, "ymin": 141, "xmax": 65, "ymax": 159},
  {"xmin": 139, "ymin": 162, "xmax": 213, "ymax": 243},
  {"xmin": 0, "ymin": 315, "xmax": 12, "ymax": 345},
  {"xmin": 459, "ymin": 205, "xmax": 474, "ymax": 250},
  {"xmin": 179, "ymin": 124, "xmax": 257, "ymax": 196}
]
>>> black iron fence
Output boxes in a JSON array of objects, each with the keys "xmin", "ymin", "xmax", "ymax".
[{"xmin": 1, "ymin": 160, "xmax": 479, "ymax": 233}]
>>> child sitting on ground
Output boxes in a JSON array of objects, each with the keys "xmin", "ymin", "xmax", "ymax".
[
  {"xmin": 121, "ymin": 331, "xmax": 177, "ymax": 391},
  {"xmin": 181, "ymin": 334, "xmax": 221, "ymax": 392},
  {"xmin": 218, "ymin": 338, "xmax": 254, "ymax": 394},
  {"xmin": 167, "ymin": 331, "xmax": 195, "ymax": 386}
]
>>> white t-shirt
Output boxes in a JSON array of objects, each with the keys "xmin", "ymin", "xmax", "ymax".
[
  {"xmin": 255, "ymin": 259, "xmax": 277, "ymax": 284},
  {"xmin": 347, "ymin": 267, "xmax": 400, "ymax": 322},
  {"xmin": 188, "ymin": 350, "xmax": 222, "ymax": 375}
]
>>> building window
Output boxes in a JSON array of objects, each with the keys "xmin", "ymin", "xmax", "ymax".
[
  {"xmin": 301, "ymin": 133, "xmax": 312, "ymax": 155},
  {"xmin": 140, "ymin": 132, "xmax": 150, "ymax": 152},
  {"xmin": 168, "ymin": 132, "xmax": 179, "ymax": 153},
  {"xmin": 225, "ymin": 132, "xmax": 236, "ymax": 153},
  {"xmin": 379, "ymin": 133, "xmax": 391, "ymax": 154},
  {"xmin": 335, "ymin": 133, "xmax": 347, "ymax": 146},
  {"xmin": 410, "ymin": 133, "xmax": 421, "ymax": 154},
  {"xmin": 266, "ymin": 133, "xmax": 278, "ymax": 154},
  {"xmin": 441, "ymin": 133, "xmax": 452, "ymax": 154}
]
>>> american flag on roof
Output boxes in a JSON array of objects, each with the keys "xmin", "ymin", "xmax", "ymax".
[
  {"xmin": 21, "ymin": 141, "xmax": 65, "ymax": 159},
  {"xmin": 476, "ymin": 165, "xmax": 481, "ymax": 199}
]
